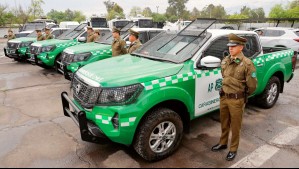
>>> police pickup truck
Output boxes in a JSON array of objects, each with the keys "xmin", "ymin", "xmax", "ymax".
[
  {"xmin": 61, "ymin": 19, "xmax": 296, "ymax": 161},
  {"xmin": 28, "ymin": 23, "xmax": 110, "ymax": 70},
  {"xmin": 58, "ymin": 23, "xmax": 163, "ymax": 80},
  {"xmin": 3, "ymin": 28, "xmax": 68, "ymax": 61}
]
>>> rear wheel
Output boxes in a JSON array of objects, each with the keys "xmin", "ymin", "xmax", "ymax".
[
  {"xmin": 133, "ymin": 108, "xmax": 183, "ymax": 161},
  {"xmin": 256, "ymin": 76, "xmax": 280, "ymax": 109}
]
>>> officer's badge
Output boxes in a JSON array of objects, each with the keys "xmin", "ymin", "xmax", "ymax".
[
  {"xmin": 215, "ymin": 78, "xmax": 223, "ymax": 91},
  {"xmin": 251, "ymin": 72, "xmax": 257, "ymax": 78},
  {"xmin": 235, "ymin": 58, "xmax": 240, "ymax": 64}
]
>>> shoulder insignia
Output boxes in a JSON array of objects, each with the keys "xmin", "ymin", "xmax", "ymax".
[{"xmin": 251, "ymin": 72, "xmax": 257, "ymax": 78}]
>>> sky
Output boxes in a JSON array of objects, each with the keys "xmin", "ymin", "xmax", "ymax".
[{"xmin": 1, "ymin": 0, "xmax": 290, "ymax": 18}]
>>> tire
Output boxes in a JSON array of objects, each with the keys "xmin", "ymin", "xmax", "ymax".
[
  {"xmin": 256, "ymin": 76, "xmax": 280, "ymax": 109},
  {"xmin": 133, "ymin": 108, "xmax": 183, "ymax": 161}
]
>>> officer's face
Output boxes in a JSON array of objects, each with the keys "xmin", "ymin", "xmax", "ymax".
[
  {"xmin": 112, "ymin": 32, "xmax": 119, "ymax": 38},
  {"xmin": 129, "ymin": 34, "xmax": 136, "ymax": 42},
  {"xmin": 229, "ymin": 45, "xmax": 243, "ymax": 56},
  {"xmin": 87, "ymin": 29, "xmax": 92, "ymax": 34},
  {"xmin": 8, "ymin": 31, "xmax": 13, "ymax": 36}
]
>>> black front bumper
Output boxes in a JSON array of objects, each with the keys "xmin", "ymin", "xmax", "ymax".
[
  {"xmin": 4, "ymin": 47, "xmax": 21, "ymax": 59},
  {"xmin": 56, "ymin": 61, "xmax": 73, "ymax": 81},
  {"xmin": 61, "ymin": 92, "xmax": 109, "ymax": 144}
]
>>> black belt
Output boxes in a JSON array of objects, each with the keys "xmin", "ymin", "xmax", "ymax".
[{"xmin": 220, "ymin": 92, "xmax": 244, "ymax": 99}]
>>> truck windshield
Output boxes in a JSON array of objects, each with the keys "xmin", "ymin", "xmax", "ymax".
[
  {"xmin": 23, "ymin": 22, "xmax": 45, "ymax": 31},
  {"xmin": 138, "ymin": 19, "xmax": 153, "ymax": 28},
  {"xmin": 27, "ymin": 31, "xmax": 37, "ymax": 37},
  {"xmin": 90, "ymin": 18, "xmax": 108, "ymax": 28},
  {"xmin": 132, "ymin": 19, "xmax": 216, "ymax": 63},
  {"xmin": 114, "ymin": 21, "xmax": 131, "ymax": 29},
  {"xmin": 58, "ymin": 23, "xmax": 87, "ymax": 40}
]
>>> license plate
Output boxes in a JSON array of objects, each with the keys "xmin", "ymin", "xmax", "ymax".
[{"xmin": 7, "ymin": 49, "xmax": 16, "ymax": 54}]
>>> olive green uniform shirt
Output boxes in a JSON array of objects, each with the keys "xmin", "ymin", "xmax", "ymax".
[
  {"xmin": 87, "ymin": 33, "xmax": 95, "ymax": 43},
  {"xmin": 112, "ymin": 37, "xmax": 127, "ymax": 57},
  {"xmin": 221, "ymin": 52, "xmax": 257, "ymax": 95},
  {"xmin": 128, "ymin": 39, "xmax": 142, "ymax": 54},
  {"xmin": 8, "ymin": 34, "xmax": 16, "ymax": 40},
  {"xmin": 43, "ymin": 33, "xmax": 53, "ymax": 40},
  {"xmin": 37, "ymin": 35, "xmax": 44, "ymax": 41}
]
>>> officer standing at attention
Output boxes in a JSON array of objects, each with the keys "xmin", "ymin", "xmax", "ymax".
[
  {"xmin": 93, "ymin": 29, "xmax": 100, "ymax": 41},
  {"xmin": 127, "ymin": 28, "xmax": 142, "ymax": 54},
  {"xmin": 36, "ymin": 29, "xmax": 44, "ymax": 41},
  {"xmin": 7, "ymin": 29, "xmax": 16, "ymax": 40},
  {"xmin": 211, "ymin": 33, "xmax": 257, "ymax": 161},
  {"xmin": 86, "ymin": 26, "xmax": 95, "ymax": 42},
  {"xmin": 111, "ymin": 27, "xmax": 127, "ymax": 56},
  {"xmin": 43, "ymin": 27, "xmax": 53, "ymax": 40}
]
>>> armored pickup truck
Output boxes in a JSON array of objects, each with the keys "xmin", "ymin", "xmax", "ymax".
[
  {"xmin": 58, "ymin": 24, "xmax": 163, "ymax": 80},
  {"xmin": 61, "ymin": 19, "xmax": 296, "ymax": 161},
  {"xmin": 3, "ymin": 28, "xmax": 68, "ymax": 61}
]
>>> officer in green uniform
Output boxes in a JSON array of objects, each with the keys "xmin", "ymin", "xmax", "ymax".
[
  {"xmin": 111, "ymin": 27, "xmax": 127, "ymax": 57},
  {"xmin": 36, "ymin": 29, "xmax": 44, "ymax": 41},
  {"xmin": 43, "ymin": 27, "xmax": 53, "ymax": 40},
  {"xmin": 7, "ymin": 29, "xmax": 16, "ymax": 40},
  {"xmin": 211, "ymin": 33, "xmax": 257, "ymax": 161},
  {"xmin": 127, "ymin": 29, "xmax": 142, "ymax": 54},
  {"xmin": 86, "ymin": 26, "xmax": 95, "ymax": 43}
]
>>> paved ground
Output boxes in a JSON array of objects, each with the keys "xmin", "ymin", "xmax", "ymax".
[{"xmin": 0, "ymin": 44, "xmax": 299, "ymax": 167}]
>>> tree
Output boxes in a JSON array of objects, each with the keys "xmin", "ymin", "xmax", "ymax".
[
  {"xmin": 269, "ymin": 4, "xmax": 287, "ymax": 18},
  {"xmin": 130, "ymin": 6, "xmax": 142, "ymax": 17},
  {"xmin": 152, "ymin": 13, "xmax": 167, "ymax": 22},
  {"xmin": 190, "ymin": 7, "xmax": 201, "ymax": 20},
  {"xmin": 29, "ymin": 0, "xmax": 45, "ymax": 19},
  {"xmin": 13, "ymin": 4, "xmax": 32, "ymax": 25},
  {"xmin": 200, "ymin": 4, "xmax": 226, "ymax": 19},
  {"xmin": 0, "ymin": 4, "xmax": 8, "ymax": 26},
  {"xmin": 103, "ymin": 0, "xmax": 115, "ymax": 12},
  {"xmin": 240, "ymin": 6, "xmax": 251, "ymax": 17},
  {"xmin": 286, "ymin": 0, "xmax": 299, "ymax": 18},
  {"xmin": 142, "ymin": 7, "xmax": 152, "ymax": 17},
  {"xmin": 166, "ymin": 0, "xmax": 189, "ymax": 19},
  {"xmin": 47, "ymin": 9, "xmax": 85, "ymax": 23}
]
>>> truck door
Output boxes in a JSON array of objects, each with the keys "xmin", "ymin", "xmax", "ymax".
[{"xmin": 194, "ymin": 36, "xmax": 229, "ymax": 117}]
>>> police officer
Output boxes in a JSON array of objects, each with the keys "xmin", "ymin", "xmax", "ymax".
[
  {"xmin": 127, "ymin": 28, "xmax": 142, "ymax": 54},
  {"xmin": 7, "ymin": 29, "xmax": 16, "ymax": 40},
  {"xmin": 93, "ymin": 29, "xmax": 100, "ymax": 41},
  {"xmin": 86, "ymin": 26, "xmax": 95, "ymax": 42},
  {"xmin": 211, "ymin": 33, "xmax": 257, "ymax": 161},
  {"xmin": 43, "ymin": 27, "xmax": 53, "ymax": 40},
  {"xmin": 36, "ymin": 29, "xmax": 44, "ymax": 41},
  {"xmin": 111, "ymin": 27, "xmax": 127, "ymax": 56}
]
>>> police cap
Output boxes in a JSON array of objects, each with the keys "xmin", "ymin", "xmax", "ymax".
[
  {"xmin": 227, "ymin": 33, "xmax": 247, "ymax": 47},
  {"xmin": 112, "ymin": 27, "xmax": 121, "ymax": 33},
  {"xmin": 129, "ymin": 29, "xmax": 139, "ymax": 37}
]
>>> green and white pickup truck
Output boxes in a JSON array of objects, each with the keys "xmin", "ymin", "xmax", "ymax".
[
  {"xmin": 58, "ymin": 24, "xmax": 163, "ymax": 80},
  {"xmin": 61, "ymin": 19, "xmax": 296, "ymax": 161},
  {"xmin": 28, "ymin": 23, "xmax": 110, "ymax": 70},
  {"xmin": 3, "ymin": 28, "xmax": 68, "ymax": 61}
]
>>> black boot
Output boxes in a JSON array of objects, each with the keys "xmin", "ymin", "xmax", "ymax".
[
  {"xmin": 211, "ymin": 144, "xmax": 227, "ymax": 152},
  {"xmin": 226, "ymin": 151, "xmax": 237, "ymax": 161}
]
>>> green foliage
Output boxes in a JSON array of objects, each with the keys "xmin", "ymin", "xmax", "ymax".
[
  {"xmin": 166, "ymin": 0, "xmax": 189, "ymax": 19},
  {"xmin": 152, "ymin": 13, "xmax": 167, "ymax": 22},
  {"xmin": 269, "ymin": 1, "xmax": 299, "ymax": 18},
  {"xmin": 29, "ymin": 0, "xmax": 45, "ymax": 19},
  {"xmin": 269, "ymin": 4, "xmax": 287, "ymax": 18},
  {"xmin": 103, "ymin": 1, "xmax": 125, "ymax": 20},
  {"xmin": 142, "ymin": 7, "xmax": 153, "ymax": 17},
  {"xmin": 130, "ymin": 6, "xmax": 142, "ymax": 17},
  {"xmin": 47, "ymin": 9, "xmax": 86, "ymax": 23},
  {"xmin": 228, "ymin": 14, "xmax": 248, "ymax": 19}
]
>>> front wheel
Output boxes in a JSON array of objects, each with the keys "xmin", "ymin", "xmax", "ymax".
[
  {"xmin": 133, "ymin": 108, "xmax": 183, "ymax": 161},
  {"xmin": 256, "ymin": 76, "xmax": 280, "ymax": 109}
]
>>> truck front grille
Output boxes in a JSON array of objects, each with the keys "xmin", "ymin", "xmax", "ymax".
[{"xmin": 72, "ymin": 75, "xmax": 101, "ymax": 108}]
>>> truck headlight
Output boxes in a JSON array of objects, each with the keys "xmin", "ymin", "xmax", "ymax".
[
  {"xmin": 41, "ymin": 45, "xmax": 56, "ymax": 53},
  {"xmin": 97, "ymin": 84, "xmax": 143, "ymax": 105},
  {"xmin": 73, "ymin": 52, "xmax": 91, "ymax": 62},
  {"xmin": 19, "ymin": 41, "xmax": 33, "ymax": 48}
]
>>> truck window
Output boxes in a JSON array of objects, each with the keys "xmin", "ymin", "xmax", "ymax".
[
  {"xmin": 241, "ymin": 35, "xmax": 261, "ymax": 58},
  {"xmin": 203, "ymin": 36, "xmax": 229, "ymax": 61},
  {"xmin": 139, "ymin": 32, "xmax": 148, "ymax": 44},
  {"xmin": 149, "ymin": 31, "xmax": 161, "ymax": 39},
  {"xmin": 263, "ymin": 30, "xmax": 282, "ymax": 37},
  {"xmin": 52, "ymin": 30, "xmax": 61, "ymax": 37}
]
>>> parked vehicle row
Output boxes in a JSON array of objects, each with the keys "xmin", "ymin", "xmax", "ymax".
[{"xmin": 2, "ymin": 19, "xmax": 297, "ymax": 162}]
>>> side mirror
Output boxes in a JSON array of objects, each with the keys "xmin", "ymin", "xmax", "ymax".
[
  {"xmin": 78, "ymin": 37, "xmax": 86, "ymax": 43},
  {"xmin": 198, "ymin": 56, "xmax": 221, "ymax": 68}
]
